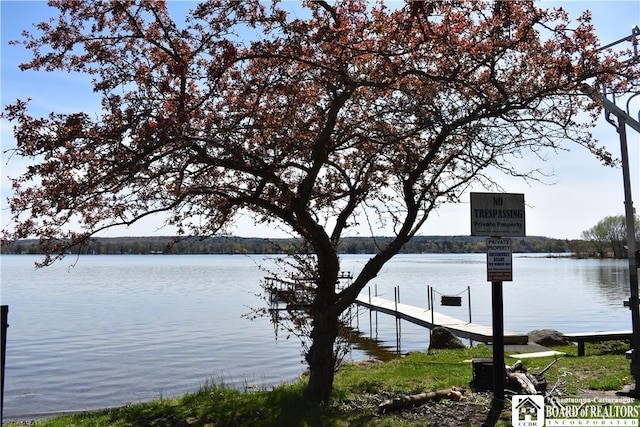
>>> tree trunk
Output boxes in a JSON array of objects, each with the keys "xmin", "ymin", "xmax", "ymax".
[{"xmin": 305, "ymin": 296, "xmax": 339, "ymax": 403}]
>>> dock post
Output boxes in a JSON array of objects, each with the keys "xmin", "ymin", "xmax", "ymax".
[
  {"xmin": 374, "ymin": 285, "xmax": 378, "ymax": 337},
  {"xmin": 355, "ymin": 301, "xmax": 359, "ymax": 329},
  {"xmin": 368, "ymin": 287, "xmax": 372, "ymax": 338},
  {"xmin": 397, "ymin": 287, "xmax": 401, "ymax": 353},
  {"xmin": 430, "ymin": 287, "xmax": 435, "ymax": 336},
  {"xmin": 468, "ymin": 286, "xmax": 473, "ymax": 346},
  {"xmin": 426, "ymin": 285, "xmax": 432, "ymax": 341},
  {"xmin": 467, "ymin": 286, "xmax": 472, "ymax": 324},
  {"xmin": 394, "ymin": 287, "xmax": 401, "ymax": 354}
]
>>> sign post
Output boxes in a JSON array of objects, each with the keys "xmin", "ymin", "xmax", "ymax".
[
  {"xmin": 490, "ymin": 278, "xmax": 505, "ymax": 399},
  {"xmin": 1, "ymin": 305, "xmax": 7, "ymax": 426},
  {"xmin": 471, "ymin": 193, "xmax": 525, "ymax": 401}
]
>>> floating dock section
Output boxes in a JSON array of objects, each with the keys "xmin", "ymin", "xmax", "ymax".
[{"xmin": 355, "ymin": 294, "xmax": 528, "ymax": 345}]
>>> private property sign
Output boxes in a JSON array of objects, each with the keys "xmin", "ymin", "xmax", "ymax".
[
  {"xmin": 470, "ymin": 192, "xmax": 525, "ymax": 237},
  {"xmin": 471, "ymin": 193, "xmax": 525, "ymax": 400},
  {"xmin": 486, "ymin": 238, "xmax": 513, "ymax": 282}
]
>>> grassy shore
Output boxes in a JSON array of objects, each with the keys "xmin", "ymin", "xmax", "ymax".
[{"xmin": 5, "ymin": 342, "xmax": 638, "ymax": 426}]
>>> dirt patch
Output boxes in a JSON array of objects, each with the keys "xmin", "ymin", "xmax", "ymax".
[
  {"xmin": 377, "ymin": 391, "xmax": 500, "ymax": 426},
  {"xmin": 339, "ymin": 390, "xmax": 504, "ymax": 426},
  {"xmin": 355, "ymin": 386, "xmax": 637, "ymax": 427},
  {"xmin": 575, "ymin": 387, "xmax": 631, "ymax": 401}
]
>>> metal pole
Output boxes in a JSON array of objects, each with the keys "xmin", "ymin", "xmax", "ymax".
[
  {"xmin": 394, "ymin": 287, "xmax": 399, "ymax": 353},
  {"xmin": 368, "ymin": 287, "xmax": 372, "ymax": 338},
  {"xmin": 467, "ymin": 285, "xmax": 472, "ymax": 324},
  {"xmin": 491, "ymin": 282, "xmax": 505, "ymax": 400},
  {"xmin": 427, "ymin": 285, "xmax": 432, "ymax": 341},
  {"xmin": 587, "ymin": 25, "xmax": 640, "ymax": 394},
  {"xmin": 351, "ymin": 286, "xmax": 358, "ymax": 329},
  {"xmin": 375, "ymin": 285, "xmax": 378, "ymax": 338},
  {"xmin": 616, "ymin": 117, "xmax": 640, "ymax": 397},
  {"xmin": 468, "ymin": 286, "xmax": 474, "ymax": 346},
  {"xmin": 599, "ymin": 26, "xmax": 639, "ymax": 52},
  {"xmin": 397, "ymin": 287, "xmax": 402, "ymax": 353},
  {"xmin": 1, "ymin": 305, "xmax": 8, "ymax": 426},
  {"xmin": 427, "ymin": 285, "xmax": 430, "ymax": 311},
  {"xmin": 430, "ymin": 287, "xmax": 435, "ymax": 331}
]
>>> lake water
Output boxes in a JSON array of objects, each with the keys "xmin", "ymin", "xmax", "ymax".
[{"xmin": 0, "ymin": 253, "xmax": 632, "ymax": 420}]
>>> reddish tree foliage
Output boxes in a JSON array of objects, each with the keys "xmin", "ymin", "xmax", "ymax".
[{"xmin": 3, "ymin": 0, "xmax": 638, "ymax": 402}]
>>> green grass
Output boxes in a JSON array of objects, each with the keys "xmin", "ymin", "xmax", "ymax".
[
  {"xmin": 335, "ymin": 347, "xmax": 492, "ymax": 397},
  {"xmin": 6, "ymin": 343, "xmax": 638, "ymax": 427},
  {"xmin": 520, "ymin": 341, "xmax": 634, "ymax": 394}
]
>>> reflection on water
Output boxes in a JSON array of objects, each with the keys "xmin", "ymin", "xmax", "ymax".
[
  {"xmin": 343, "ymin": 326, "xmax": 398, "ymax": 362},
  {"xmin": 593, "ymin": 262, "xmax": 630, "ymax": 304},
  {"xmin": 1, "ymin": 253, "xmax": 632, "ymax": 420}
]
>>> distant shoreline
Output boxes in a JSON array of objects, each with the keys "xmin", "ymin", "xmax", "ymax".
[{"xmin": 1, "ymin": 235, "xmax": 584, "ymax": 256}]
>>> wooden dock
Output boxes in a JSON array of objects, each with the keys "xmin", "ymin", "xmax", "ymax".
[{"xmin": 355, "ymin": 295, "xmax": 529, "ymax": 345}]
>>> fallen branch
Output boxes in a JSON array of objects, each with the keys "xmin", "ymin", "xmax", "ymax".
[
  {"xmin": 539, "ymin": 358, "xmax": 560, "ymax": 375},
  {"xmin": 378, "ymin": 387, "xmax": 465, "ymax": 412}
]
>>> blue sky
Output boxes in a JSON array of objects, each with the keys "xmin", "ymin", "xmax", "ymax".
[{"xmin": 1, "ymin": 1, "xmax": 639, "ymax": 240}]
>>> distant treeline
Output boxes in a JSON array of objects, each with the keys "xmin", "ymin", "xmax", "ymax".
[{"xmin": 2, "ymin": 235, "xmax": 579, "ymax": 255}]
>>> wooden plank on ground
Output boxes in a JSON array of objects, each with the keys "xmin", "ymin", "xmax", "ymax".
[{"xmin": 508, "ymin": 351, "xmax": 566, "ymax": 359}]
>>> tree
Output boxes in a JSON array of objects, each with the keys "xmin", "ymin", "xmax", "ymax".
[
  {"xmin": 581, "ymin": 215, "xmax": 640, "ymax": 258},
  {"xmin": 2, "ymin": 0, "xmax": 637, "ymax": 402}
]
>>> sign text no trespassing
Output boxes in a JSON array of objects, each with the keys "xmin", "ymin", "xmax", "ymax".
[{"xmin": 470, "ymin": 193, "xmax": 525, "ymax": 237}]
